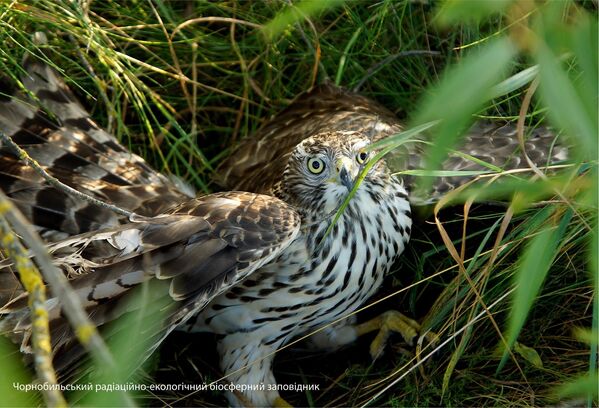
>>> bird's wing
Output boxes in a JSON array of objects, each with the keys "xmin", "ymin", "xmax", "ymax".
[
  {"xmin": 399, "ymin": 121, "xmax": 569, "ymax": 204},
  {"xmin": 219, "ymin": 84, "xmax": 567, "ymax": 203},
  {"xmin": 0, "ymin": 40, "xmax": 190, "ymax": 239},
  {"xmin": 217, "ymin": 83, "xmax": 403, "ymax": 193},
  {"xmin": 0, "ymin": 191, "xmax": 301, "ymax": 370}
]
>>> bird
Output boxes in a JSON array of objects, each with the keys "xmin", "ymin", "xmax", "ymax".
[{"xmin": 0, "ymin": 36, "xmax": 567, "ymax": 407}]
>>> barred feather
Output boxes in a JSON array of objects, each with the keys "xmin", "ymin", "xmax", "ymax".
[
  {"xmin": 219, "ymin": 84, "xmax": 568, "ymax": 203},
  {"xmin": 0, "ymin": 52, "xmax": 191, "ymax": 240},
  {"xmin": 0, "ymin": 192, "xmax": 300, "ymax": 367}
]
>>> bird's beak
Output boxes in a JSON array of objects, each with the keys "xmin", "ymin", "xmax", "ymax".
[{"xmin": 336, "ymin": 157, "xmax": 358, "ymax": 191}]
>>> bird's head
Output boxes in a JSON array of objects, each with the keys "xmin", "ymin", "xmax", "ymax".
[{"xmin": 276, "ymin": 131, "xmax": 389, "ymax": 215}]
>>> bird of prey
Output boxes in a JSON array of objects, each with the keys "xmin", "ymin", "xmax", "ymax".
[{"xmin": 0, "ymin": 40, "xmax": 567, "ymax": 406}]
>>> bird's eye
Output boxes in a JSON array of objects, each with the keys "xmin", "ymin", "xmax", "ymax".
[
  {"xmin": 307, "ymin": 157, "xmax": 325, "ymax": 174},
  {"xmin": 356, "ymin": 150, "xmax": 369, "ymax": 164}
]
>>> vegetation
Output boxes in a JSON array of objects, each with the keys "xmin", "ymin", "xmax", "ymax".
[{"xmin": 0, "ymin": 0, "xmax": 596, "ymax": 407}]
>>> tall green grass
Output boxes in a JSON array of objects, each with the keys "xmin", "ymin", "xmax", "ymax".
[{"xmin": 0, "ymin": 0, "xmax": 596, "ymax": 406}]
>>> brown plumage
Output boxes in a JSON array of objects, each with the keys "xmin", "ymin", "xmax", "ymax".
[
  {"xmin": 0, "ymin": 36, "xmax": 568, "ymax": 406},
  {"xmin": 0, "ymin": 53, "xmax": 191, "ymax": 240},
  {"xmin": 220, "ymin": 83, "xmax": 567, "ymax": 202},
  {"xmin": 217, "ymin": 83, "xmax": 403, "ymax": 193},
  {"xmin": 0, "ymin": 47, "xmax": 301, "ymax": 378}
]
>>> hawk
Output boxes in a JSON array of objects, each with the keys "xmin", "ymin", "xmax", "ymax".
[{"xmin": 0, "ymin": 41, "xmax": 567, "ymax": 406}]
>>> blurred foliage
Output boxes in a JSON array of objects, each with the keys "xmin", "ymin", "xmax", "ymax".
[{"xmin": 0, "ymin": 337, "xmax": 37, "ymax": 407}]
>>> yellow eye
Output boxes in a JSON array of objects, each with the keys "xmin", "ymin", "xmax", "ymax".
[
  {"xmin": 307, "ymin": 157, "xmax": 325, "ymax": 174},
  {"xmin": 356, "ymin": 150, "xmax": 369, "ymax": 164}
]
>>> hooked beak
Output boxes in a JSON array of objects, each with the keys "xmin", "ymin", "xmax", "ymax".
[
  {"xmin": 339, "ymin": 167, "xmax": 353, "ymax": 190},
  {"xmin": 336, "ymin": 157, "xmax": 357, "ymax": 191}
]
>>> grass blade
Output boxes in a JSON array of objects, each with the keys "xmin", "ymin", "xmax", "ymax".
[
  {"xmin": 436, "ymin": 0, "xmax": 514, "ymax": 25},
  {"xmin": 0, "ymin": 337, "xmax": 37, "ymax": 406},
  {"xmin": 498, "ymin": 208, "xmax": 574, "ymax": 372},
  {"xmin": 554, "ymin": 373, "xmax": 599, "ymax": 402},
  {"xmin": 412, "ymin": 37, "xmax": 516, "ymax": 194},
  {"xmin": 588, "ymin": 213, "xmax": 598, "ymax": 407},
  {"xmin": 535, "ymin": 41, "xmax": 598, "ymax": 161},
  {"xmin": 262, "ymin": 0, "xmax": 346, "ymax": 40}
]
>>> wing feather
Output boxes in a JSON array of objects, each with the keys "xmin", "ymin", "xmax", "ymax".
[
  {"xmin": 401, "ymin": 121, "xmax": 569, "ymax": 203},
  {"xmin": 0, "ymin": 191, "xmax": 301, "ymax": 371},
  {"xmin": 219, "ymin": 84, "xmax": 568, "ymax": 204},
  {"xmin": 0, "ymin": 49, "xmax": 190, "ymax": 240}
]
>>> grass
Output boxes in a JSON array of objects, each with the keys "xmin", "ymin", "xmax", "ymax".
[{"xmin": 0, "ymin": 0, "xmax": 596, "ymax": 407}]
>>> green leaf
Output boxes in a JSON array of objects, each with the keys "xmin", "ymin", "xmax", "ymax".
[
  {"xmin": 498, "ymin": 208, "xmax": 574, "ymax": 372},
  {"xmin": 436, "ymin": 0, "xmax": 515, "ymax": 26},
  {"xmin": 490, "ymin": 65, "xmax": 538, "ymax": 99},
  {"xmin": 262, "ymin": 0, "xmax": 346, "ymax": 40},
  {"xmin": 572, "ymin": 327, "xmax": 598, "ymax": 345},
  {"xmin": 398, "ymin": 169, "xmax": 490, "ymax": 177},
  {"xmin": 570, "ymin": 14, "xmax": 599, "ymax": 154},
  {"xmin": 412, "ymin": 37, "xmax": 516, "ymax": 194},
  {"xmin": 78, "ymin": 280, "xmax": 174, "ymax": 406},
  {"xmin": 554, "ymin": 373, "xmax": 599, "ymax": 401},
  {"xmin": 0, "ymin": 337, "xmax": 37, "ymax": 407},
  {"xmin": 368, "ymin": 120, "xmax": 440, "ymax": 151},
  {"xmin": 514, "ymin": 341, "xmax": 543, "ymax": 368},
  {"xmin": 535, "ymin": 41, "xmax": 598, "ymax": 162},
  {"xmin": 589, "ymin": 214, "xmax": 598, "ymax": 407},
  {"xmin": 415, "ymin": 38, "xmax": 516, "ymax": 122}
]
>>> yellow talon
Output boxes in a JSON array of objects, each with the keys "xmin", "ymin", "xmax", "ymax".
[{"xmin": 355, "ymin": 310, "xmax": 436, "ymax": 360}]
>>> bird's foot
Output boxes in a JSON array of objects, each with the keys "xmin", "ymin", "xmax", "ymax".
[
  {"xmin": 273, "ymin": 396, "xmax": 293, "ymax": 407},
  {"xmin": 354, "ymin": 310, "xmax": 437, "ymax": 360}
]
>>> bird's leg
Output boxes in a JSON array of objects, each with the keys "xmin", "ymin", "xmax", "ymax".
[
  {"xmin": 354, "ymin": 310, "xmax": 437, "ymax": 360},
  {"xmin": 304, "ymin": 314, "xmax": 436, "ymax": 361},
  {"xmin": 218, "ymin": 335, "xmax": 295, "ymax": 407},
  {"xmin": 304, "ymin": 316, "xmax": 360, "ymax": 351}
]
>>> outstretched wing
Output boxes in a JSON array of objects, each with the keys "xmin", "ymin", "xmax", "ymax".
[
  {"xmin": 0, "ymin": 40, "xmax": 301, "ymax": 373},
  {"xmin": 0, "ymin": 191, "xmax": 301, "ymax": 370},
  {"xmin": 398, "ymin": 121, "xmax": 569, "ymax": 204},
  {"xmin": 0, "ymin": 40, "xmax": 190, "ymax": 240},
  {"xmin": 218, "ymin": 84, "xmax": 568, "ymax": 203}
]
